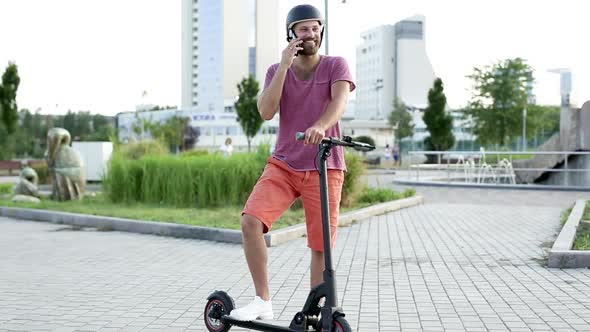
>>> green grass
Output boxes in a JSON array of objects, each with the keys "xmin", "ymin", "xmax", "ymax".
[
  {"xmin": 357, "ymin": 187, "xmax": 415, "ymax": 204},
  {"xmin": 561, "ymin": 207, "xmax": 573, "ymax": 226},
  {"xmin": 573, "ymin": 201, "xmax": 590, "ymax": 250},
  {"xmin": 0, "ymin": 183, "xmax": 12, "ymax": 195},
  {"xmin": 0, "ymin": 194, "xmax": 303, "ymax": 230},
  {"xmin": 0, "ymin": 187, "xmax": 415, "ymax": 231}
]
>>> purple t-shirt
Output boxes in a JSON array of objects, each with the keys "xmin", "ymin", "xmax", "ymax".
[{"xmin": 264, "ymin": 56, "xmax": 356, "ymax": 171}]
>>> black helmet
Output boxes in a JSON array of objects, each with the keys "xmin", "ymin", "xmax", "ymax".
[{"xmin": 285, "ymin": 4, "xmax": 324, "ymax": 43}]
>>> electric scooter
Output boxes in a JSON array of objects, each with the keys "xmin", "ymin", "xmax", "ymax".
[{"xmin": 204, "ymin": 132, "xmax": 375, "ymax": 332}]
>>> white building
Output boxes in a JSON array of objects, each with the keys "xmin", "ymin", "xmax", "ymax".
[
  {"xmin": 116, "ymin": 109, "xmax": 279, "ymax": 151},
  {"xmin": 355, "ymin": 15, "xmax": 436, "ymax": 120},
  {"xmin": 181, "ymin": 0, "xmax": 279, "ymax": 112}
]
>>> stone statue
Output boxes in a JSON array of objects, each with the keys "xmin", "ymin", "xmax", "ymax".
[
  {"xmin": 45, "ymin": 128, "xmax": 85, "ymax": 200},
  {"xmin": 12, "ymin": 166, "xmax": 42, "ymax": 203},
  {"xmin": 13, "ymin": 167, "xmax": 40, "ymax": 197}
]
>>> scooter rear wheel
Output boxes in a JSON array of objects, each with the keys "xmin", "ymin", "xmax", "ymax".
[
  {"xmin": 317, "ymin": 315, "xmax": 352, "ymax": 332},
  {"xmin": 204, "ymin": 291, "xmax": 234, "ymax": 332}
]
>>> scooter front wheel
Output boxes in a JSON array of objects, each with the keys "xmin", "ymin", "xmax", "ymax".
[
  {"xmin": 317, "ymin": 315, "xmax": 352, "ymax": 332},
  {"xmin": 204, "ymin": 291, "xmax": 234, "ymax": 332}
]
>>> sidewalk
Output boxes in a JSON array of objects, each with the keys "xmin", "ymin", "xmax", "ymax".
[{"xmin": 1, "ymin": 187, "xmax": 589, "ymax": 331}]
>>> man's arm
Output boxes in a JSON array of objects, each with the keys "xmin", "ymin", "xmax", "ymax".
[
  {"xmin": 304, "ymin": 80, "xmax": 351, "ymax": 145},
  {"xmin": 257, "ymin": 38, "xmax": 303, "ymax": 120},
  {"xmin": 257, "ymin": 67, "xmax": 288, "ymax": 120}
]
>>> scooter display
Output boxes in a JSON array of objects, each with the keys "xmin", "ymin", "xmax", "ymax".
[{"xmin": 204, "ymin": 133, "xmax": 375, "ymax": 332}]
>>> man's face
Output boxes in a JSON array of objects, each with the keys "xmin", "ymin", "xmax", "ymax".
[{"xmin": 292, "ymin": 21, "xmax": 322, "ymax": 56}]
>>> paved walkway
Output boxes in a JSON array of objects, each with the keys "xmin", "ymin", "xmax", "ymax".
[{"xmin": 1, "ymin": 184, "xmax": 590, "ymax": 331}]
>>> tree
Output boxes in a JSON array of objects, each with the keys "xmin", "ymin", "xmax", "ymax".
[
  {"xmin": 525, "ymin": 104, "xmax": 560, "ymax": 144},
  {"xmin": 387, "ymin": 98, "xmax": 414, "ymax": 163},
  {"xmin": 0, "ymin": 62, "xmax": 21, "ymax": 135},
  {"xmin": 465, "ymin": 58, "xmax": 534, "ymax": 147},
  {"xmin": 423, "ymin": 78, "xmax": 455, "ymax": 162},
  {"xmin": 388, "ymin": 98, "xmax": 414, "ymax": 142},
  {"xmin": 235, "ymin": 76, "xmax": 262, "ymax": 152},
  {"xmin": 150, "ymin": 116, "xmax": 190, "ymax": 153}
]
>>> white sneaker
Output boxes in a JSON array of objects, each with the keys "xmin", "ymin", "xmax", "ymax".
[{"xmin": 229, "ymin": 296, "xmax": 274, "ymax": 321}]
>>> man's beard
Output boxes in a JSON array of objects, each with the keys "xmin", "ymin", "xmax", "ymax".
[{"xmin": 300, "ymin": 38, "xmax": 320, "ymax": 56}]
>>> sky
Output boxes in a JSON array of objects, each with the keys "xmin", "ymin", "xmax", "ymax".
[{"xmin": 1, "ymin": 0, "xmax": 588, "ymax": 116}]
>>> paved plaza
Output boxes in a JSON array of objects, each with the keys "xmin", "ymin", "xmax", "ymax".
[{"xmin": 1, "ymin": 184, "xmax": 590, "ymax": 331}]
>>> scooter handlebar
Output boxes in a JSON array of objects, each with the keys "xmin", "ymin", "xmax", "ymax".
[{"xmin": 295, "ymin": 132, "xmax": 375, "ymax": 152}]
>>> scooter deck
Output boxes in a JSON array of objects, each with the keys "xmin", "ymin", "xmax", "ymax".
[{"xmin": 221, "ymin": 315, "xmax": 302, "ymax": 332}]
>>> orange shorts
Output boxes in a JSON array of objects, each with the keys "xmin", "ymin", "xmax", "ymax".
[{"xmin": 243, "ymin": 157, "xmax": 344, "ymax": 251}]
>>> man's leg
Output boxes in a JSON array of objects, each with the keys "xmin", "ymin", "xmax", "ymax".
[
  {"xmin": 310, "ymin": 249, "xmax": 325, "ymax": 288},
  {"xmin": 229, "ymin": 213, "xmax": 274, "ymax": 321},
  {"xmin": 241, "ymin": 214, "xmax": 270, "ymax": 300}
]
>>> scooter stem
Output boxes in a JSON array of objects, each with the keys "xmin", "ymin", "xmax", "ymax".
[{"xmin": 318, "ymin": 142, "xmax": 338, "ymax": 308}]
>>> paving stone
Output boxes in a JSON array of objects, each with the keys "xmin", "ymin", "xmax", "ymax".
[{"xmin": 2, "ymin": 186, "xmax": 590, "ymax": 331}]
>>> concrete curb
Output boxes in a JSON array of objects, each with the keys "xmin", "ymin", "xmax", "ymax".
[
  {"xmin": 264, "ymin": 195, "xmax": 424, "ymax": 246},
  {"xmin": 0, "ymin": 195, "xmax": 424, "ymax": 247},
  {"xmin": 548, "ymin": 199, "xmax": 590, "ymax": 268}
]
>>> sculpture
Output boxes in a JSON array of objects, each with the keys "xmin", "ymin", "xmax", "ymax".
[
  {"xmin": 13, "ymin": 166, "xmax": 40, "ymax": 197},
  {"xmin": 45, "ymin": 128, "xmax": 85, "ymax": 200}
]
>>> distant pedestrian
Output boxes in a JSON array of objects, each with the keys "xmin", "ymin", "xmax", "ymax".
[
  {"xmin": 383, "ymin": 144, "xmax": 392, "ymax": 161},
  {"xmin": 219, "ymin": 137, "xmax": 233, "ymax": 157},
  {"xmin": 392, "ymin": 143, "xmax": 400, "ymax": 167}
]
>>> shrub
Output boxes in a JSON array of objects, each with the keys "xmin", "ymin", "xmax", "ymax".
[
  {"xmin": 104, "ymin": 144, "xmax": 370, "ymax": 209},
  {"xmin": 357, "ymin": 187, "xmax": 415, "ymax": 204},
  {"xmin": 115, "ymin": 140, "xmax": 168, "ymax": 160},
  {"xmin": 255, "ymin": 142, "xmax": 271, "ymax": 164},
  {"xmin": 104, "ymin": 153, "xmax": 265, "ymax": 207},
  {"xmin": 181, "ymin": 149, "xmax": 209, "ymax": 158},
  {"xmin": 341, "ymin": 152, "xmax": 365, "ymax": 207}
]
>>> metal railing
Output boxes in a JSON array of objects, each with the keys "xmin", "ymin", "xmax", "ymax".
[{"xmin": 407, "ymin": 150, "xmax": 590, "ymax": 189}]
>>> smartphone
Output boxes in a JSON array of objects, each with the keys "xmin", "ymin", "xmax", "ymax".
[{"xmin": 287, "ymin": 30, "xmax": 303, "ymax": 56}]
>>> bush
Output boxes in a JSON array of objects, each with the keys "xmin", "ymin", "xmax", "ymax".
[
  {"xmin": 104, "ymin": 144, "xmax": 369, "ymax": 209},
  {"xmin": 357, "ymin": 187, "xmax": 415, "ymax": 204},
  {"xmin": 104, "ymin": 153, "xmax": 265, "ymax": 207},
  {"xmin": 255, "ymin": 142, "xmax": 272, "ymax": 164},
  {"xmin": 181, "ymin": 149, "xmax": 210, "ymax": 158},
  {"xmin": 115, "ymin": 140, "xmax": 168, "ymax": 160},
  {"xmin": 341, "ymin": 152, "xmax": 365, "ymax": 207}
]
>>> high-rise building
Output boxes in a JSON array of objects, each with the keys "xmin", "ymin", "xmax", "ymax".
[
  {"xmin": 355, "ymin": 15, "xmax": 436, "ymax": 120},
  {"xmin": 181, "ymin": 0, "xmax": 279, "ymax": 111}
]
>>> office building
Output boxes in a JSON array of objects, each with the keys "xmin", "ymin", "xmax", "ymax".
[
  {"xmin": 355, "ymin": 15, "xmax": 436, "ymax": 120},
  {"xmin": 181, "ymin": 0, "xmax": 279, "ymax": 111}
]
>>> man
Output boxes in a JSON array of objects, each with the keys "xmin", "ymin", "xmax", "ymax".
[{"xmin": 229, "ymin": 4, "xmax": 355, "ymax": 321}]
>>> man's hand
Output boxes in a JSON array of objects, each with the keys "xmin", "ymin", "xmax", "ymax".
[
  {"xmin": 304, "ymin": 126, "xmax": 325, "ymax": 145},
  {"xmin": 279, "ymin": 38, "xmax": 303, "ymax": 70}
]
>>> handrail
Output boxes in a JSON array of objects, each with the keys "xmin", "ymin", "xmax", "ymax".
[{"xmin": 406, "ymin": 150, "xmax": 590, "ymax": 188}]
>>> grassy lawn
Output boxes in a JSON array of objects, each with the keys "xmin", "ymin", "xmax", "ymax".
[
  {"xmin": 573, "ymin": 201, "xmax": 590, "ymax": 250},
  {"xmin": 0, "ymin": 183, "xmax": 12, "ymax": 195},
  {"xmin": 0, "ymin": 192, "xmax": 396, "ymax": 231}
]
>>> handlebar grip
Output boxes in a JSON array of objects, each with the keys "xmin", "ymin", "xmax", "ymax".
[{"xmin": 295, "ymin": 132, "xmax": 305, "ymax": 141}]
